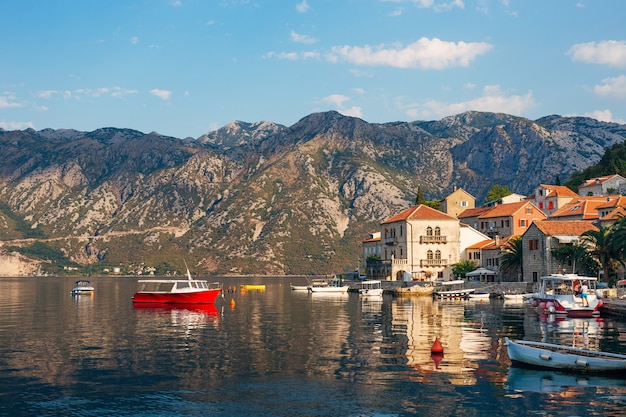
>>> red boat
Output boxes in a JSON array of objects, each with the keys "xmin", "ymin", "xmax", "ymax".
[{"xmin": 132, "ymin": 269, "xmax": 222, "ymax": 304}]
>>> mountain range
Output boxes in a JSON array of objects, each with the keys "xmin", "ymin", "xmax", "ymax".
[{"xmin": 1, "ymin": 110, "xmax": 625, "ymax": 276}]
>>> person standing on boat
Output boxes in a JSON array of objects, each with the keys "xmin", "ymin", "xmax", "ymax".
[{"xmin": 581, "ymin": 283, "xmax": 589, "ymax": 306}]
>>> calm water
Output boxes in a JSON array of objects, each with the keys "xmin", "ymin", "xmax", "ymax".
[{"xmin": 1, "ymin": 276, "xmax": 626, "ymax": 417}]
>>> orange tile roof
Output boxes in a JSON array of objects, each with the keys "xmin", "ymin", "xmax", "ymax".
[
  {"xmin": 549, "ymin": 196, "xmax": 610, "ymax": 220},
  {"xmin": 596, "ymin": 195, "xmax": 626, "ymax": 209},
  {"xmin": 578, "ymin": 174, "xmax": 624, "ymax": 188},
  {"xmin": 532, "ymin": 220, "xmax": 597, "ymax": 235},
  {"xmin": 466, "ymin": 239, "xmax": 494, "ymax": 249},
  {"xmin": 382, "ymin": 204, "xmax": 457, "ymax": 224},
  {"xmin": 541, "ymin": 184, "xmax": 579, "ymax": 198},
  {"xmin": 458, "ymin": 206, "xmax": 493, "ymax": 218},
  {"xmin": 482, "ymin": 235, "xmax": 517, "ymax": 250},
  {"xmin": 478, "ymin": 201, "xmax": 543, "ymax": 219},
  {"xmin": 599, "ymin": 207, "xmax": 626, "ymax": 222}
]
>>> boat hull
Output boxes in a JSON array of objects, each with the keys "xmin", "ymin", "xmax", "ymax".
[
  {"xmin": 309, "ymin": 286, "xmax": 350, "ymax": 293},
  {"xmin": 505, "ymin": 337, "xmax": 626, "ymax": 374},
  {"xmin": 132, "ymin": 289, "xmax": 222, "ymax": 304}
]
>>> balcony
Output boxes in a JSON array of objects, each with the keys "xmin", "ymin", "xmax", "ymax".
[
  {"xmin": 385, "ymin": 236, "xmax": 397, "ymax": 245},
  {"xmin": 420, "ymin": 235, "xmax": 447, "ymax": 244},
  {"xmin": 420, "ymin": 259, "xmax": 447, "ymax": 267}
]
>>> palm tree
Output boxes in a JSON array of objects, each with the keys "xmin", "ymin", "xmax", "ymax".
[
  {"xmin": 580, "ymin": 225, "xmax": 614, "ymax": 282},
  {"xmin": 500, "ymin": 236, "xmax": 523, "ymax": 281}
]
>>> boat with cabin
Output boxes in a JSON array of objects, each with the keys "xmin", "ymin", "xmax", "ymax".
[
  {"xmin": 530, "ymin": 274, "xmax": 602, "ymax": 317},
  {"xmin": 433, "ymin": 280, "xmax": 475, "ymax": 299},
  {"xmin": 132, "ymin": 267, "xmax": 222, "ymax": 304},
  {"xmin": 71, "ymin": 280, "xmax": 94, "ymax": 295},
  {"xmin": 309, "ymin": 277, "xmax": 350, "ymax": 293},
  {"xmin": 356, "ymin": 280, "xmax": 383, "ymax": 296}
]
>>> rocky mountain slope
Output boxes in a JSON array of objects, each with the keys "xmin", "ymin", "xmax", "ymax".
[{"xmin": 1, "ymin": 111, "xmax": 624, "ymax": 276}]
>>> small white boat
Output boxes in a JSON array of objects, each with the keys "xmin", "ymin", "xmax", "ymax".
[
  {"xmin": 504, "ymin": 337, "xmax": 626, "ymax": 373},
  {"xmin": 291, "ymin": 278, "xmax": 328, "ymax": 291},
  {"xmin": 433, "ymin": 280, "xmax": 475, "ymax": 299},
  {"xmin": 530, "ymin": 274, "xmax": 602, "ymax": 317},
  {"xmin": 357, "ymin": 280, "xmax": 383, "ymax": 296},
  {"xmin": 71, "ymin": 280, "xmax": 94, "ymax": 295},
  {"xmin": 503, "ymin": 293, "xmax": 534, "ymax": 301},
  {"xmin": 309, "ymin": 277, "xmax": 350, "ymax": 293},
  {"xmin": 469, "ymin": 292, "xmax": 490, "ymax": 299}
]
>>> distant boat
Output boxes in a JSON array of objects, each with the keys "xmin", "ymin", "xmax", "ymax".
[
  {"xmin": 291, "ymin": 278, "xmax": 328, "ymax": 291},
  {"xmin": 356, "ymin": 280, "xmax": 383, "ymax": 296},
  {"xmin": 469, "ymin": 292, "xmax": 490, "ymax": 300},
  {"xmin": 433, "ymin": 280, "xmax": 475, "ymax": 299},
  {"xmin": 71, "ymin": 280, "xmax": 94, "ymax": 295},
  {"xmin": 132, "ymin": 267, "xmax": 222, "ymax": 304},
  {"xmin": 309, "ymin": 277, "xmax": 350, "ymax": 293},
  {"xmin": 530, "ymin": 274, "xmax": 602, "ymax": 317},
  {"xmin": 505, "ymin": 337, "xmax": 626, "ymax": 373},
  {"xmin": 503, "ymin": 293, "xmax": 534, "ymax": 301},
  {"xmin": 240, "ymin": 284, "xmax": 266, "ymax": 291}
]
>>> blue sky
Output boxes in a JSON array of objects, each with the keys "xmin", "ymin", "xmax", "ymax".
[{"xmin": 1, "ymin": 1, "xmax": 625, "ymax": 139}]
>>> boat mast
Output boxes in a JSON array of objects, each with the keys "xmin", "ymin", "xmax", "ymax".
[{"xmin": 183, "ymin": 259, "xmax": 192, "ymax": 281}]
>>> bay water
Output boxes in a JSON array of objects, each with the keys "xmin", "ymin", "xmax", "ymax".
[{"xmin": 1, "ymin": 276, "xmax": 626, "ymax": 416}]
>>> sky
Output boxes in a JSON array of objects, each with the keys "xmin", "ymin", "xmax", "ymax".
[{"xmin": 2, "ymin": 1, "xmax": 626, "ymax": 139}]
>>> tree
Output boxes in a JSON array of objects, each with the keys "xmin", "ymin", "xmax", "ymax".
[
  {"xmin": 485, "ymin": 184, "xmax": 513, "ymax": 203},
  {"xmin": 452, "ymin": 260, "xmax": 477, "ymax": 278},
  {"xmin": 551, "ymin": 244, "xmax": 597, "ymax": 276},
  {"xmin": 500, "ymin": 236, "xmax": 523, "ymax": 281},
  {"xmin": 580, "ymin": 225, "xmax": 615, "ymax": 282},
  {"xmin": 415, "ymin": 186, "xmax": 426, "ymax": 205},
  {"xmin": 555, "ymin": 174, "xmax": 561, "ymax": 186}
]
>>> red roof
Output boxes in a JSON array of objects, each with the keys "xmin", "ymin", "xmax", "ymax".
[{"xmin": 382, "ymin": 204, "xmax": 456, "ymax": 224}]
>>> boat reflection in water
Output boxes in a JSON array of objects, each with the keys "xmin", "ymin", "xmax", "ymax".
[
  {"xmin": 134, "ymin": 303, "xmax": 221, "ymax": 330},
  {"xmin": 506, "ymin": 366, "xmax": 626, "ymax": 393}
]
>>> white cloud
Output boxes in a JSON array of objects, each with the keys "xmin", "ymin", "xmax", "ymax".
[
  {"xmin": 567, "ymin": 40, "xmax": 626, "ymax": 69},
  {"xmin": 169, "ymin": 0, "xmax": 182, "ymax": 6},
  {"xmin": 402, "ymin": 85, "xmax": 535, "ymax": 119},
  {"xmin": 0, "ymin": 93, "xmax": 23, "ymax": 108},
  {"xmin": 388, "ymin": 8, "xmax": 403, "ymax": 16},
  {"xmin": 321, "ymin": 94, "xmax": 350, "ymax": 107},
  {"xmin": 593, "ymin": 75, "xmax": 626, "ymax": 99},
  {"xmin": 131, "ymin": 36, "xmax": 139, "ymax": 45},
  {"xmin": 291, "ymin": 30, "xmax": 317, "ymax": 44},
  {"xmin": 319, "ymin": 94, "xmax": 363, "ymax": 118},
  {"xmin": 583, "ymin": 109, "xmax": 622, "ymax": 123},
  {"xmin": 38, "ymin": 90, "xmax": 58, "ymax": 99},
  {"xmin": 150, "ymin": 89, "xmax": 172, "ymax": 100},
  {"xmin": 0, "ymin": 121, "xmax": 34, "ymax": 130},
  {"xmin": 381, "ymin": 0, "xmax": 464, "ymax": 12},
  {"xmin": 338, "ymin": 106, "xmax": 363, "ymax": 118},
  {"xmin": 296, "ymin": 0, "xmax": 310, "ymax": 13},
  {"xmin": 263, "ymin": 51, "xmax": 319, "ymax": 60},
  {"xmin": 327, "ymin": 37, "xmax": 492, "ymax": 69}
]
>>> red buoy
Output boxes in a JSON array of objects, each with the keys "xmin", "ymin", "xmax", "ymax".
[{"xmin": 431, "ymin": 337, "xmax": 444, "ymax": 354}]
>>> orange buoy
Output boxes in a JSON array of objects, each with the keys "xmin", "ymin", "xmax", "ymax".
[
  {"xmin": 230, "ymin": 298, "xmax": 236, "ymax": 307},
  {"xmin": 431, "ymin": 352, "xmax": 444, "ymax": 369},
  {"xmin": 431, "ymin": 337, "xmax": 444, "ymax": 354}
]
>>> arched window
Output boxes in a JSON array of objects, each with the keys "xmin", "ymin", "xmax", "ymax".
[
  {"xmin": 426, "ymin": 226, "xmax": 433, "ymax": 236},
  {"xmin": 427, "ymin": 250, "xmax": 433, "ymax": 260},
  {"xmin": 434, "ymin": 227, "xmax": 441, "ymax": 236},
  {"xmin": 435, "ymin": 250, "xmax": 441, "ymax": 260}
]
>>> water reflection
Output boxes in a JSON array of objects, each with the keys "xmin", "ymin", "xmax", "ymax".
[{"xmin": 506, "ymin": 367, "xmax": 626, "ymax": 393}]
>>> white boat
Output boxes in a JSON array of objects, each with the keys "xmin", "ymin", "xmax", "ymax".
[
  {"xmin": 433, "ymin": 280, "xmax": 475, "ymax": 299},
  {"xmin": 309, "ymin": 277, "xmax": 350, "ymax": 293},
  {"xmin": 504, "ymin": 337, "xmax": 626, "ymax": 373},
  {"xmin": 469, "ymin": 292, "xmax": 490, "ymax": 299},
  {"xmin": 503, "ymin": 293, "xmax": 534, "ymax": 301},
  {"xmin": 530, "ymin": 274, "xmax": 602, "ymax": 317},
  {"xmin": 356, "ymin": 280, "xmax": 383, "ymax": 296},
  {"xmin": 291, "ymin": 278, "xmax": 328, "ymax": 291},
  {"xmin": 71, "ymin": 280, "xmax": 94, "ymax": 295}
]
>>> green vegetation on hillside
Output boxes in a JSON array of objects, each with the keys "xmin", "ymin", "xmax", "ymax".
[{"xmin": 565, "ymin": 141, "xmax": 626, "ymax": 192}]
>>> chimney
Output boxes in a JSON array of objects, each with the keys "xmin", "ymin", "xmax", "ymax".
[{"xmin": 495, "ymin": 235, "xmax": 500, "ymax": 246}]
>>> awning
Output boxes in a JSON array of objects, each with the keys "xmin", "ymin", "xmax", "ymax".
[
  {"xmin": 466, "ymin": 267, "xmax": 496, "ymax": 277},
  {"xmin": 552, "ymin": 235, "xmax": 580, "ymax": 244}
]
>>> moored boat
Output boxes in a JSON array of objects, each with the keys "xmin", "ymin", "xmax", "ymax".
[
  {"xmin": 132, "ymin": 267, "xmax": 222, "ymax": 304},
  {"xmin": 309, "ymin": 277, "xmax": 350, "ymax": 293},
  {"xmin": 71, "ymin": 280, "xmax": 94, "ymax": 295},
  {"xmin": 504, "ymin": 337, "xmax": 626, "ymax": 373},
  {"xmin": 530, "ymin": 274, "xmax": 602, "ymax": 317},
  {"xmin": 356, "ymin": 280, "xmax": 383, "ymax": 296},
  {"xmin": 433, "ymin": 280, "xmax": 475, "ymax": 299},
  {"xmin": 240, "ymin": 284, "xmax": 266, "ymax": 291}
]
